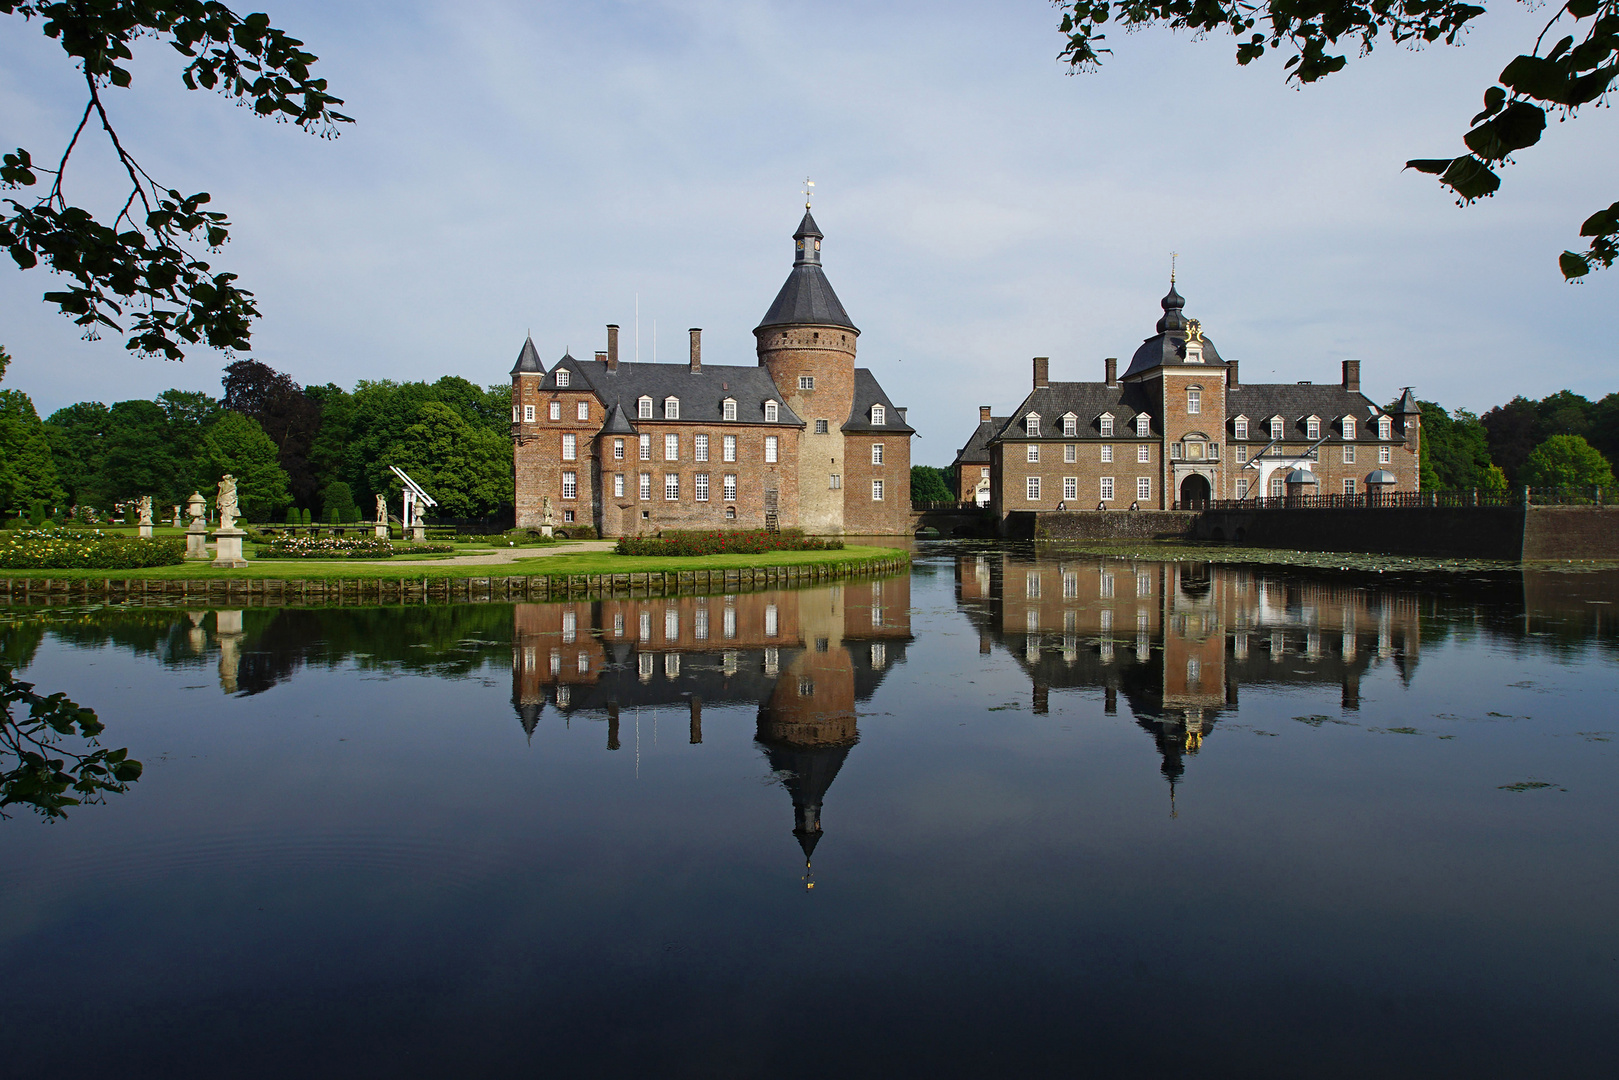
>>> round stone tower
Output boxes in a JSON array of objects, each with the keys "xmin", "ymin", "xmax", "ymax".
[{"xmin": 755, "ymin": 209, "xmax": 859, "ymax": 534}]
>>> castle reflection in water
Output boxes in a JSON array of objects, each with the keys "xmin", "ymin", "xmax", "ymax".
[
  {"xmin": 955, "ymin": 551, "xmax": 1421, "ymax": 799},
  {"xmin": 511, "ymin": 578, "xmax": 914, "ymax": 875}
]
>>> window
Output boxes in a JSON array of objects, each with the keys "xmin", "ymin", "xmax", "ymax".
[
  {"xmin": 664, "ymin": 433, "xmax": 679, "ymax": 461},
  {"xmin": 555, "ymin": 369, "xmax": 569, "ymax": 387},
  {"xmin": 1343, "ymin": 445, "xmax": 1356, "ymax": 464},
  {"xmin": 613, "ymin": 473, "xmax": 624, "ymax": 498},
  {"xmin": 799, "ymin": 375, "xmax": 815, "ymax": 390},
  {"xmin": 562, "ymin": 471, "xmax": 577, "ymax": 499},
  {"xmin": 872, "ymin": 443, "xmax": 884, "ymax": 465},
  {"xmin": 725, "ymin": 506, "xmax": 736, "ymax": 519},
  {"xmin": 1170, "ymin": 443, "xmax": 1182, "ymax": 460},
  {"xmin": 1269, "ymin": 476, "xmax": 1285, "ymax": 498},
  {"xmin": 815, "ymin": 419, "xmax": 828, "ymax": 434},
  {"xmin": 1137, "ymin": 477, "xmax": 1151, "ymax": 501},
  {"xmin": 563, "ymin": 510, "xmax": 574, "ymax": 523},
  {"xmin": 1187, "ymin": 388, "xmax": 1201, "ymax": 415},
  {"xmin": 765, "ymin": 606, "xmax": 779, "ymax": 637},
  {"xmin": 639, "ymin": 473, "xmax": 652, "ymax": 500},
  {"xmin": 872, "ymin": 479, "xmax": 884, "ymax": 501},
  {"xmin": 1344, "ymin": 478, "xmax": 1357, "ymax": 495},
  {"xmin": 765, "ymin": 435, "xmax": 778, "ymax": 463},
  {"xmin": 1063, "ymin": 476, "xmax": 1078, "ymax": 500},
  {"xmin": 1343, "ymin": 417, "xmax": 1356, "ymax": 440},
  {"xmin": 1306, "ymin": 417, "xmax": 1321, "ymax": 439},
  {"xmin": 512, "ymin": 406, "xmax": 519, "ymax": 423},
  {"xmin": 664, "ymin": 396, "xmax": 679, "ymax": 420},
  {"xmin": 665, "ymin": 474, "xmax": 680, "ymax": 501},
  {"xmin": 872, "ymin": 405, "xmax": 886, "ymax": 425},
  {"xmin": 1379, "ymin": 417, "xmax": 1392, "ymax": 440},
  {"xmin": 829, "ymin": 474, "xmax": 841, "ymax": 489},
  {"xmin": 1026, "ymin": 476, "xmax": 1041, "ymax": 501},
  {"xmin": 1101, "ymin": 444, "xmax": 1113, "ymax": 463},
  {"xmin": 638, "ymin": 396, "xmax": 653, "ymax": 419},
  {"xmin": 723, "ymin": 434, "xmax": 736, "ymax": 462},
  {"xmin": 1269, "ymin": 443, "xmax": 1283, "ymax": 457},
  {"xmin": 639, "ymin": 434, "xmax": 651, "ymax": 460},
  {"xmin": 1100, "ymin": 477, "xmax": 1114, "ymax": 501},
  {"xmin": 1063, "ymin": 415, "xmax": 1077, "ymax": 437},
  {"xmin": 695, "ymin": 473, "xmax": 709, "ymax": 501},
  {"xmin": 1027, "ymin": 413, "xmax": 1040, "ymax": 436},
  {"xmin": 1379, "ymin": 446, "xmax": 1391, "ymax": 464},
  {"xmin": 613, "ymin": 438, "xmax": 624, "ymax": 460},
  {"xmin": 764, "ymin": 400, "xmax": 779, "ymax": 422},
  {"xmin": 1027, "ymin": 444, "xmax": 1040, "ymax": 463},
  {"xmin": 1136, "ymin": 414, "xmax": 1150, "ymax": 437},
  {"xmin": 548, "ymin": 401, "xmax": 561, "ymax": 420},
  {"xmin": 1064, "ymin": 444, "xmax": 1076, "ymax": 463},
  {"xmin": 561, "ymin": 434, "xmax": 576, "ymax": 460},
  {"xmin": 694, "ymin": 434, "xmax": 708, "ymax": 462},
  {"xmin": 1237, "ymin": 478, "xmax": 1249, "ymax": 499},
  {"xmin": 1138, "ymin": 444, "xmax": 1150, "ymax": 463},
  {"xmin": 981, "ymin": 467, "xmax": 989, "ymax": 478},
  {"xmin": 1099, "ymin": 415, "xmax": 1113, "ymax": 437},
  {"xmin": 722, "ymin": 398, "xmax": 737, "ymax": 421},
  {"xmin": 1234, "ymin": 417, "xmax": 1248, "ymax": 440},
  {"xmin": 1271, "ymin": 417, "xmax": 1284, "ymax": 440},
  {"xmin": 523, "ymin": 404, "xmax": 535, "ymax": 423},
  {"xmin": 576, "ymin": 401, "xmax": 589, "ymax": 421},
  {"xmin": 722, "ymin": 473, "xmax": 737, "ymax": 500}
]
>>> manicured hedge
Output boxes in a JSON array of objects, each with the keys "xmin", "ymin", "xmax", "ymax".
[
  {"xmin": 614, "ymin": 529, "xmax": 843, "ymax": 557},
  {"xmin": 0, "ymin": 529, "xmax": 185, "ymax": 569}
]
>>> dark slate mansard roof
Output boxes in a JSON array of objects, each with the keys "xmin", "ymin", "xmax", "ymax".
[
  {"xmin": 953, "ymin": 417, "xmax": 1009, "ymax": 465},
  {"xmin": 994, "ymin": 382, "xmax": 1160, "ymax": 439},
  {"xmin": 537, "ymin": 355, "xmax": 805, "ymax": 429},
  {"xmin": 843, "ymin": 369, "xmax": 915, "ymax": 434}
]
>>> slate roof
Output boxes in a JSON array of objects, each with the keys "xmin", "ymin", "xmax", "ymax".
[
  {"xmin": 992, "ymin": 382, "xmax": 1160, "ymax": 439},
  {"xmin": 843, "ymin": 369, "xmax": 916, "ymax": 434},
  {"xmin": 1391, "ymin": 388, "xmax": 1421, "ymax": 414},
  {"xmin": 755, "ymin": 209, "xmax": 858, "ymax": 333},
  {"xmin": 952, "ymin": 417, "xmax": 1008, "ymax": 465},
  {"xmin": 510, "ymin": 335, "xmax": 545, "ymax": 375},
  {"xmin": 540, "ymin": 355, "xmax": 805, "ymax": 427},
  {"xmin": 1227, "ymin": 385, "xmax": 1385, "ymax": 441},
  {"xmin": 1123, "ymin": 285, "xmax": 1227, "ymax": 378}
]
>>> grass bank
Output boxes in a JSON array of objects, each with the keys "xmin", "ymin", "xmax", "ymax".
[{"xmin": 1030, "ymin": 538, "xmax": 1570, "ymax": 573}]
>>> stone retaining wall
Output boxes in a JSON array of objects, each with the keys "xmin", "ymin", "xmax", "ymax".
[{"xmin": 1028, "ymin": 510, "xmax": 1199, "ymax": 542}]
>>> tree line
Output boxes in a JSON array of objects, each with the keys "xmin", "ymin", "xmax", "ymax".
[
  {"xmin": 1421, "ymin": 392, "xmax": 1618, "ymax": 492},
  {"xmin": 0, "ymin": 352, "xmax": 514, "ymax": 523}
]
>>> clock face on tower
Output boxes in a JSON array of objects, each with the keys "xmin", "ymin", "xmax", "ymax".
[{"xmin": 796, "ymin": 240, "xmax": 804, "ymax": 251}]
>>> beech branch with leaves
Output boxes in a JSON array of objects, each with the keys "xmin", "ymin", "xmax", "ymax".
[
  {"xmin": 0, "ymin": 1, "xmax": 353, "ymax": 360},
  {"xmin": 1055, "ymin": 0, "xmax": 1619, "ymax": 279}
]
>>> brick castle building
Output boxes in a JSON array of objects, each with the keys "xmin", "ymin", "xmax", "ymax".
[
  {"xmin": 510, "ymin": 210, "xmax": 914, "ymax": 536},
  {"xmin": 960, "ymin": 282, "xmax": 1421, "ymax": 520}
]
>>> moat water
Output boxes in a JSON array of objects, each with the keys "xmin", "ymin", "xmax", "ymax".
[{"xmin": 2, "ymin": 544, "xmax": 1616, "ymax": 1077}]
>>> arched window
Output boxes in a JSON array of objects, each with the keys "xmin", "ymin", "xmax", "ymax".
[{"xmin": 764, "ymin": 400, "xmax": 779, "ymax": 422}]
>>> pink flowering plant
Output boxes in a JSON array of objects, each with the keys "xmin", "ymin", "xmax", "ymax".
[
  {"xmin": 615, "ymin": 529, "xmax": 843, "ymax": 557},
  {"xmin": 0, "ymin": 528, "xmax": 184, "ymax": 569}
]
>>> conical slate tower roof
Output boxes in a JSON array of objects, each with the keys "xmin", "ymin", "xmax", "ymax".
[
  {"xmin": 510, "ymin": 335, "xmax": 545, "ymax": 375},
  {"xmin": 755, "ymin": 210, "xmax": 858, "ymax": 333}
]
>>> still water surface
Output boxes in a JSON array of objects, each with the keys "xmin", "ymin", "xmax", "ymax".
[{"xmin": 2, "ymin": 544, "xmax": 1617, "ymax": 1077}]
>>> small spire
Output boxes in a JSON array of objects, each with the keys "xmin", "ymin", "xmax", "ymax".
[
  {"xmin": 803, "ymin": 176, "xmax": 814, "ymax": 209},
  {"xmin": 1170, "ymin": 251, "xmax": 1179, "ymax": 284}
]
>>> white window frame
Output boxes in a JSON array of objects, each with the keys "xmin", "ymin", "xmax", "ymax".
[
  {"xmin": 765, "ymin": 435, "xmax": 778, "ymax": 463},
  {"xmin": 664, "ymin": 396, "xmax": 679, "ymax": 420},
  {"xmin": 764, "ymin": 400, "xmax": 779, "ymax": 423},
  {"xmin": 562, "ymin": 471, "xmax": 577, "ymax": 499},
  {"xmin": 1137, "ymin": 476, "xmax": 1151, "ymax": 501},
  {"xmin": 613, "ymin": 473, "xmax": 624, "ymax": 498},
  {"xmin": 722, "ymin": 473, "xmax": 737, "ymax": 501},
  {"xmin": 561, "ymin": 434, "xmax": 576, "ymax": 461},
  {"xmin": 722, "ymin": 398, "xmax": 737, "ymax": 421},
  {"xmin": 1236, "ymin": 478, "xmax": 1249, "ymax": 499},
  {"xmin": 1306, "ymin": 416, "xmax": 1321, "ymax": 439},
  {"xmin": 664, "ymin": 433, "xmax": 679, "ymax": 462},
  {"xmin": 1343, "ymin": 445, "xmax": 1356, "ymax": 464},
  {"xmin": 871, "ymin": 443, "xmax": 884, "ymax": 465},
  {"xmin": 1026, "ymin": 413, "xmax": 1040, "ymax": 437},
  {"xmin": 1379, "ymin": 417, "xmax": 1392, "ymax": 440},
  {"xmin": 1026, "ymin": 476, "xmax": 1041, "ymax": 501},
  {"xmin": 1344, "ymin": 478, "xmax": 1357, "ymax": 495},
  {"xmin": 638, "ymin": 396, "xmax": 653, "ymax": 420},
  {"xmin": 871, "ymin": 479, "xmax": 884, "ymax": 501},
  {"xmin": 1271, "ymin": 417, "xmax": 1285, "ymax": 441},
  {"xmin": 1380, "ymin": 445, "xmax": 1391, "ymax": 464},
  {"xmin": 799, "ymin": 375, "xmax": 815, "ymax": 390},
  {"xmin": 523, "ymin": 404, "xmax": 535, "ymax": 423},
  {"xmin": 1136, "ymin": 414, "xmax": 1150, "ymax": 437},
  {"xmin": 1101, "ymin": 444, "xmax": 1113, "ymax": 463},
  {"xmin": 1342, "ymin": 417, "xmax": 1356, "ymax": 440},
  {"xmin": 665, "ymin": 473, "xmax": 680, "ymax": 501},
  {"xmin": 613, "ymin": 438, "xmax": 624, "ymax": 460},
  {"xmin": 1064, "ymin": 444, "xmax": 1076, "ymax": 463},
  {"xmin": 555, "ymin": 369, "xmax": 570, "ymax": 388},
  {"xmin": 872, "ymin": 404, "xmax": 886, "ymax": 425},
  {"xmin": 1062, "ymin": 476, "xmax": 1078, "ymax": 500},
  {"xmin": 548, "ymin": 401, "xmax": 561, "ymax": 421},
  {"xmin": 722, "ymin": 434, "xmax": 736, "ymax": 462},
  {"xmin": 1100, "ymin": 476, "xmax": 1115, "ymax": 501},
  {"xmin": 1027, "ymin": 444, "xmax": 1040, "ymax": 463},
  {"xmin": 1099, "ymin": 415, "xmax": 1113, "ymax": 438},
  {"xmin": 1269, "ymin": 476, "xmax": 1285, "ymax": 498},
  {"xmin": 829, "ymin": 474, "xmax": 841, "ymax": 489},
  {"xmin": 639, "ymin": 473, "xmax": 652, "ymax": 500},
  {"xmin": 1187, "ymin": 388, "xmax": 1202, "ymax": 415},
  {"xmin": 1063, "ymin": 415, "xmax": 1077, "ymax": 437},
  {"xmin": 1233, "ymin": 417, "xmax": 1248, "ymax": 440},
  {"xmin": 576, "ymin": 401, "xmax": 589, "ymax": 421},
  {"xmin": 815, "ymin": 419, "xmax": 829, "ymax": 434},
  {"xmin": 1137, "ymin": 444, "xmax": 1150, "ymax": 463},
  {"xmin": 695, "ymin": 472, "xmax": 709, "ymax": 501},
  {"xmin": 639, "ymin": 434, "xmax": 651, "ymax": 460},
  {"xmin": 694, "ymin": 433, "xmax": 709, "ymax": 462}
]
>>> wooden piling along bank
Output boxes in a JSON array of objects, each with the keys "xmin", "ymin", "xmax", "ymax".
[{"xmin": 0, "ymin": 555, "xmax": 911, "ymax": 607}]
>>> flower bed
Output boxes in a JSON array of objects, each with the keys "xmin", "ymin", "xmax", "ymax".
[
  {"xmin": 0, "ymin": 529, "xmax": 185, "ymax": 570},
  {"xmin": 259, "ymin": 536, "xmax": 460, "ymax": 559},
  {"xmin": 614, "ymin": 529, "xmax": 844, "ymax": 557}
]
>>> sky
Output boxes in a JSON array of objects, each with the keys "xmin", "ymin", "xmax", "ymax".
[{"xmin": 2, "ymin": 0, "xmax": 1615, "ymax": 465}]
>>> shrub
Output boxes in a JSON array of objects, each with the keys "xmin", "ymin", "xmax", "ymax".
[
  {"xmin": 28, "ymin": 500, "xmax": 46, "ymax": 527},
  {"xmin": 261, "ymin": 535, "xmax": 399, "ymax": 560},
  {"xmin": 285, "ymin": 507, "xmax": 299, "ymax": 525},
  {"xmin": 300, "ymin": 508, "xmax": 312, "ymax": 525},
  {"xmin": 0, "ymin": 529, "xmax": 185, "ymax": 569},
  {"xmin": 614, "ymin": 529, "xmax": 843, "ymax": 557}
]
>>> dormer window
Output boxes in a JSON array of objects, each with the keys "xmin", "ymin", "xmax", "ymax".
[
  {"xmin": 1342, "ymin": 417, "xmax": 1356, "ymax": 440},
  {"xmin": 1136, "ymin": 413, "xmax": 1151, "ymax": 437},
  {"xmin": 871, "ymin": 404, "xmax": 886, "ymax": 425},
  {"xmin": 1026, "ymin": 413, "xmax": 1040, "ymax": 437},
  {"xmin": 637, "ymin": 396, "xmax": 653, "ymax": 420},
  {"xmin": 664, "ymin": 396, "xmax": 679, "ymax": 420},
  {"xmin": 1098, "ymin": 414, "xmax": 1113, "ymax": 438},
  {"xmin": 555, "ymin": 369, "xmax": 570, "ymax": 388},
  {"xmin": 1062, "ymin": 414, "xmax": 1077, "ymax": 437},
  {"xmin": 1379, "ymin": 416, "xmax": 1392, "ymax": 440},
  {"xmin": 764, "ymin": 400, "xmax": 779, "ymax": 423},
  {"xmin": 1233, "ymin": 416, "xmax": 1249, "ymax": 440},
  {"xmin": 1306, "ymin": 416, "xmax": 1321, "ymax": 440},
  {"xmin": 722, "ymin": 398, "xmax": 737, "ymax": 421},
  {"xmin": 1270, "ymin": 417, "xmax": 1284, "ymax": 441}
]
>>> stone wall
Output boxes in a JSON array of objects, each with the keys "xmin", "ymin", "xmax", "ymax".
[
  {"xmin": 1522, "ymin": 506, "xmax": 1619, "ymax": 560},
  {"xmin": 1191, "ymin": 506, "xmax": 1526, "ymax": 559},
  {"xmin": 1027, "ymin": 510, "xmax": 1199, "ymax": 541}
]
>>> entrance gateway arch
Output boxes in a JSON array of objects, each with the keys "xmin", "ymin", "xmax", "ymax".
[{"xmin": 1179, "ymin": 473, "xmax": 1212, "ymax": 508}]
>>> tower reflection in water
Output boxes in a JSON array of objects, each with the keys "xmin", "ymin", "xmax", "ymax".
[
  {"xmin": 511, "ymin": 578, "xmax": 913, "ymax": 879},
  {"xmin": 956, "ymin": 551, "xmax": 1421, "ymax": 809}
]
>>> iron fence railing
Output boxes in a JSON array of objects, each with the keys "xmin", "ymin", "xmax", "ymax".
[
  {"xmin": 1176, "ymin": 488, "xmax": 1610, "ymax": 511},
  {"xmin": 912, "ymin": 500, "xmax": 982, "ymax": 511}
]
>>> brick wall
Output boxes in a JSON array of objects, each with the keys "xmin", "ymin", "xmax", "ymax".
[
  {"xmin": 757, "ymin": 325, "xmax": 857, "ymax": 534},
  {"xmin": 843, "ymin": 428, "xmax": 911, "ymax": 534},
  {"xmin": 513, "ymin": 381, "xmax": 602, "ymax": 528},
  {"xmin": 992, "ymin": 439, "xmax": 1161, "ymax": 519},
  {"xmin": 594, "ymin": 421, "xmax": 800, "ymax": 536}
]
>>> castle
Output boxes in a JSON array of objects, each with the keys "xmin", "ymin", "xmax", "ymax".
[
  {"xmin": 510, "ymin": 210, "xmax": 914, "ymax": 536},
  {"xmin": 955, "ymin": 282, "xmax": 1421, "ymax": 519}
]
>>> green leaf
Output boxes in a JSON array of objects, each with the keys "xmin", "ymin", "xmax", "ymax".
[{"xmin": 1560, "ymin": 251, "xmax": 1591, "ymax": 279}]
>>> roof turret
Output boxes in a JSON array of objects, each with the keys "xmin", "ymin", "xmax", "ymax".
[
  {"xmin": 510, "ymin": 334, "xmax": 544, "ymax": 375},
  {"xmin": 1390, "ymin": 388, "xmax": 1421, "ymax": 415},
  {"xmin": 1123, "ymin": 282, "xmax": 1224, "ymax": 378},
  {"xmin": 755, "ymin": 211, "xmax": 858, "ymax": 333},
  {"xmin": 1156, "ymin": 283, "xmax": 1188, "ymax": 333}
]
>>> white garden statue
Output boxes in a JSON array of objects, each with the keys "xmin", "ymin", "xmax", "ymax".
[{"xmin": 216, "ymin": 475, "xmax": 240, "ymax": 532}]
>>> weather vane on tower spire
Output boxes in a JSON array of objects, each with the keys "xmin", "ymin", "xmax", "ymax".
[
  {"xmin": 803, "ymin": 176, "xmax": 814, "ymax": 209},
  {"xmin": 1170, "ymin": 251, "xmax": 1179, "ymax": 284}
]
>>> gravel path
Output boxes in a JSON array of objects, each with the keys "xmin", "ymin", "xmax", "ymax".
[{"xmin": 373, "ymin": 540, "xmax": 617, "ymax": 567}]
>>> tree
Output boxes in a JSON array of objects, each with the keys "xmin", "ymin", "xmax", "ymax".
[
  {"xmin": 1481, "ymin": 396, "xmax": 1543, "ymax": 484},
  {"xmin": 390, "ymin": 402, "xmax": 513, "ymax": 519},
  {"xmin": 1, "ymin": 2, "xmax": 351, "ymax": 359},
  {"xmin": 0, "ymin": 388, "xmax": 63, "ymax": 512},
  {"xmin": 910, "ymin": 464, "xmax": 954, "ymax": 504},
  {"xmin": 99, "ymin": 398, "xmax": 186, "ymax": 503},
  {"xmin": 42, "ymin": 399, "xmax": 110, "ymax": 505},
  {"xmin": 319, "ymin": 479, "xmax": 356, "ymax": 521},
  {"xmin": 196, "ymin": 411, "xmax": 290, "ymax": 519},
  {"xmin": 1520, "ymin": 434, "xmax": 1615, "ymax": 488},
  {"xmin": 1055, "ymin": 2, "xmax": 1619, "ymax": 278},
  {"xmin": 222, "ymin": 359, "xmax": 322, "ymax": 507},
  {"xmin": 1417, "ymin": 400, "xmax": 1497, "ymax": 490}
]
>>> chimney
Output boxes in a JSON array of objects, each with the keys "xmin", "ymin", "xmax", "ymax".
[
  {"xmin": 688, "ymin": 328, "xmax": 701, "ymax": 372},
  {"xmin": 594, "ymin": 350, "xmax": 607, "ymax": 364},
  {"xmin": 1104, "ymin": 357, "xmax": 1118, "ymax": 387},
  {"xmin": 1227, "ymin": 358, "xmax": 1239, "ymax": 389},
  {"xmin": 1033, "ymin": 356, "xmax": 1050, "ymax": 389},
  {"xmin": 606, "ymin": 324, "xmax": 619, "ymax": 371},
  {"xmin": 979, "ymin": 405, "xmax": 992, "ymax": 424},
  {"xmin": 1342, "ymin": 359, "xmax": 1360, "ymax": 392}
]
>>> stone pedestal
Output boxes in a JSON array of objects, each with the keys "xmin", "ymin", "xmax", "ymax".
[
  {"xmin": 186, "ymin": 522, "xmax": 209, "ymax": 560},
  {"xmin": 540, "ymin": 524, "xmax": 554, "ymax": 538},
  {"xmin": 408, "ymin": 525, "xmax": 426, "ymax": 542},
  {"xmin": 139, "ymin": 524, "xmax": 153, "ymax": 539},
  {"xmin": 211, "ymin": 527, "xmax": 249, "ymax": 568},
  {"xmin": 374, "ymin": 523, "xmax": 390, "ymax": 539}
]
